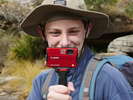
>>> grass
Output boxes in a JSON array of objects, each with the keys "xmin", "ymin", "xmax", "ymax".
[
  {"xmin": 125, "ymin": 2, "xmax": 133, "ymax": 18},
  {"xmin": 1, "ymin": 58, "xmax": 48, "ymax": 99},
  {"xmin": 0, "ymin": 29, "xmax": 47, "ymax": 99}
]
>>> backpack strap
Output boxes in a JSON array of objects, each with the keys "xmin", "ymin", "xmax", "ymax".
[
  {"xmin": 42, "ymin": 69, "xmax": 55, "ymax": 100},
  {"xmin": 79, "ymin": 56, "xmax": 101, "ymax": 100},
  {"xmin": 80, "ymin": 54, "xmax": 133, "ymax": 100},
  {"xmin": 79, "ymin": 55, "xmax": 111, "ymax": 100}
]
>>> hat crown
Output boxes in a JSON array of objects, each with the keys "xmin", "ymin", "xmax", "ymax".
[{"xmin": 42, "ymin": 0, "xmax": 87, "ymax": 11}]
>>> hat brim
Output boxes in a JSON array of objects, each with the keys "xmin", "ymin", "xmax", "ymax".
[{"xmin": 20, "ymin": 4, "xmax": 109, "ymax": 39}]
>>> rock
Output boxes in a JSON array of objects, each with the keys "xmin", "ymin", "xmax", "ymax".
[
  {"xmin": 0, "ymin": 95, "xmax": 18, "ymax": 100},
  {"xmin": 108, "ymin": 34, "xmax": 133, "ymax": 55},
  {"xmin": 0, "ymin": 65, "xmax": 4, "ymax": 73},
  {"xmin": 10, "ymin": 0, "xmax": 33, "ymax": 4},
  {"xmin": 0, "ymin": 0, "xmax": 32, "ymax": 30},
  {"xmin": 0, "ymin": 30, "xmax": 13, "ymax": 72},
  {"xmin": 7, "ymin": 0, "xmax": 43, "ymax": 6},
  {"xmin": 0, "ymin": 76, "xmax": 22, "ymax": 85},
  {"xmin": 0, "ymin": 76, "xmax": 27, "ymax": 100}
]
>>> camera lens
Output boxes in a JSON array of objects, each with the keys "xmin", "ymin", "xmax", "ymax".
[{"xmin": 66, "ymin": 49, "xmax": 73, "ymax": 55}]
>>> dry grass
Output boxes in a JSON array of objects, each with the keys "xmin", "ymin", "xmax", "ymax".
[
  {"xmin": 3, "ymin": 59, "xmax": 46, "ymax": 89},
  {"xmin": 1, "ymin": 58, "xmax": 48, "ymax": 99}
]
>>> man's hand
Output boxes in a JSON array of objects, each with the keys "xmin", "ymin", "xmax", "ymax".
[{"xmin": 47, "ymin": 82, "xmax": 75, "ymax": 100}]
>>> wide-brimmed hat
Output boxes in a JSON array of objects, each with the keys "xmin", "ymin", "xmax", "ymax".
[{"xmin": 20, "ymin": 0, "xmax": 109, "ymax": 39}]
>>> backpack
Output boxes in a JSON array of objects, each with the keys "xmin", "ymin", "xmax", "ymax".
[{"xmin": 42, "ymin": 54, "xmax": 133, "ymax": 100}]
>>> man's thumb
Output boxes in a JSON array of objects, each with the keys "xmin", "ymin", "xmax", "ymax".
[{"xmin": 68, "ymin": 82, "xmax": 75, "ymax": 92}]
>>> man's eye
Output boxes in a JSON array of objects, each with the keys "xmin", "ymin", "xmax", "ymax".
[
  {"xmin": 69, "ymin": 30, "xmax": 80, "ymax": 34},
  {"xmin": 49, "ymin": 32, "xmax": 60, "ymax": 34}
]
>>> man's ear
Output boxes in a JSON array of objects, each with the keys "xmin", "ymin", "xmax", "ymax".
[
  {"xmin": 36, "ymin": 25, "xmax": 45, "ymax": 40},
  {"xmin": 85, "ymin": 23, "xmax": 93, "ymax": 38}
]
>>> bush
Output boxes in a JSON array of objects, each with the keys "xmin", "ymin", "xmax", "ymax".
[
  {"xmin": 85, "ymin": 0, "xmax": 117, "ymax": 9},
  {"xmin": 31, "ymin": 0, "xmax": 44, "ymax": 7},
  {"xmin": 85, "ymin": 0, "xmax": 117, "ymax": 5},
  {"xmin": 125, "ymin": 2, "xmax": 133, "ymax": 18},
  {"xmin": 0, "ymin": 0, "xmax": 7, "ymax": 4},
  {"xmin": 11, "ymin": 33, "xmax": 46, "ymax": 60}
]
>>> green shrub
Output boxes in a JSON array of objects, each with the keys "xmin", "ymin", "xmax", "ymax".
[
  {"xmin": 85, "ymin": 0, "xmax": 117, "ymax": 9},
  {"xmin": 85, "ymin": 0, "xmax": 117, "ymax": 5},
  {"xmin": 125, "ymin": 2, "xmax": 133, "ymax": 18},
  {"xmin": 0, "ymin": 0, "xmax": 7, "ymax": 4},
  {"xmin": 11, "ymin": 34, "xmax": 45, "ymax": 60},
  {"xmin": 32, "ymin": 0, "xmax": 44, "ymax": 7}
]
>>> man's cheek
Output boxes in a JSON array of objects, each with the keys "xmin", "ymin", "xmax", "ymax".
[
  {"xmin": 47, "ymin": 41, "xmax": 54, "ymax": 47},
  {"xmin": 48, "ymin": 41, "xmax": 58, "ymax": 47},
  {"xmin": 72, "ymin": 39, "xmax": 82, "ymax": 45}
]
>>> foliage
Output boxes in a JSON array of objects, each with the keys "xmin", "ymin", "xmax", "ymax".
[
  {"xmin": 31, "ymin": 0, "xmax": 44, "ymax": 7},
  {"xmin": 2, "ymin": 59, "xmax": 46, "ymax": 99},
  {"xmin": 85, "ymin": 0, "xmax": 118, "ymax": 10},
  {"xmin": 85, "ymin": 0, "xmax": 117, "ymax": 5},
  {"xmin": 85, "ymin": 0, "xmax": 133, "ymax": 19},
  {"xmin": 0, "ymin": 0, "xmax": 7, "ymax": 4},
  {"xmin": 11, "ymin": 33, "xmax": 45, "ymax": 60},
  {"xmin": 125, "ymin": 2, "xmax": 133, "ymax": 18}
]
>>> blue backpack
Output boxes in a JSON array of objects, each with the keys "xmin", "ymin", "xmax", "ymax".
[{"xmin": 42, "ymin": 54, "xmax": 133, "ymax": 100}]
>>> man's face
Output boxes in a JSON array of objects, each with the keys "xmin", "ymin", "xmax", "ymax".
[{"xmin": 44, "ymin": 19, "xmax": 86, "ymax": 54}]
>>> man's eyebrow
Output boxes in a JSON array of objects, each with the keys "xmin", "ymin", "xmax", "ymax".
[
  {"xmin": 69, "ymin": 26, "xmax": 81, "ymax": 29},
  {"xmin": 46, "ymin": 28, "xmax": 60, "ymax": 31}
]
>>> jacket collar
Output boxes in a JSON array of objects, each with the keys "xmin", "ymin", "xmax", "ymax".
[{"xmin": 67, "ymin": 46, "xmax": 93, "ymax": 77}]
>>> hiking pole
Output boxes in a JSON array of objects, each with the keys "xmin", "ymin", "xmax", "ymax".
[{"xmin": 56, "ymin": 69, "xmax": 69, "ymax": 86}]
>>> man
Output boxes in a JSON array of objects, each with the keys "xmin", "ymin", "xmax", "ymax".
[{"xmin": 20, "ymin": 0, "xmax": 133, "ymax": 100}]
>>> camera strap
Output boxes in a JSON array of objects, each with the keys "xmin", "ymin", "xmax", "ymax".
[{"xmin": 42, "ymin": 69, "xmax": 55, "ymax": 100}]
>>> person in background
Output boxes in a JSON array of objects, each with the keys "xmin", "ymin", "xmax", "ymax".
[{"xmin": 20, "ymin": 0, "xmax": 133, "ymax": 100}]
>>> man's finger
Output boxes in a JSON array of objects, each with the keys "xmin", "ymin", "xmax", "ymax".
[
  {"xmin": 49, "ymin": 85, "xmax": 70, "ymax": 94},
  {"xmin": 47, "ymin": 91, "xmax": 72, "ymax": 100},
  {"xmin": 68, "ymin": 82, "xmax": 75, "ymax": 92}
]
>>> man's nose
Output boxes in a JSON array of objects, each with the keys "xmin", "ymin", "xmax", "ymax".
[{"xmin": 60, "ymin": 34, "xmax": 70, "ymax": 47}]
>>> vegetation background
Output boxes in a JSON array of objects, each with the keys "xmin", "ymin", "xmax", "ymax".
[{"xmin": 0, "ymin": 0, "xmax": 133, "ymax": 99}]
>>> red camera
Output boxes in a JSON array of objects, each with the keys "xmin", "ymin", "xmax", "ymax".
[{"xmin": 46, "ymin": 48, "xmax": 78, "ymax": 68}]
